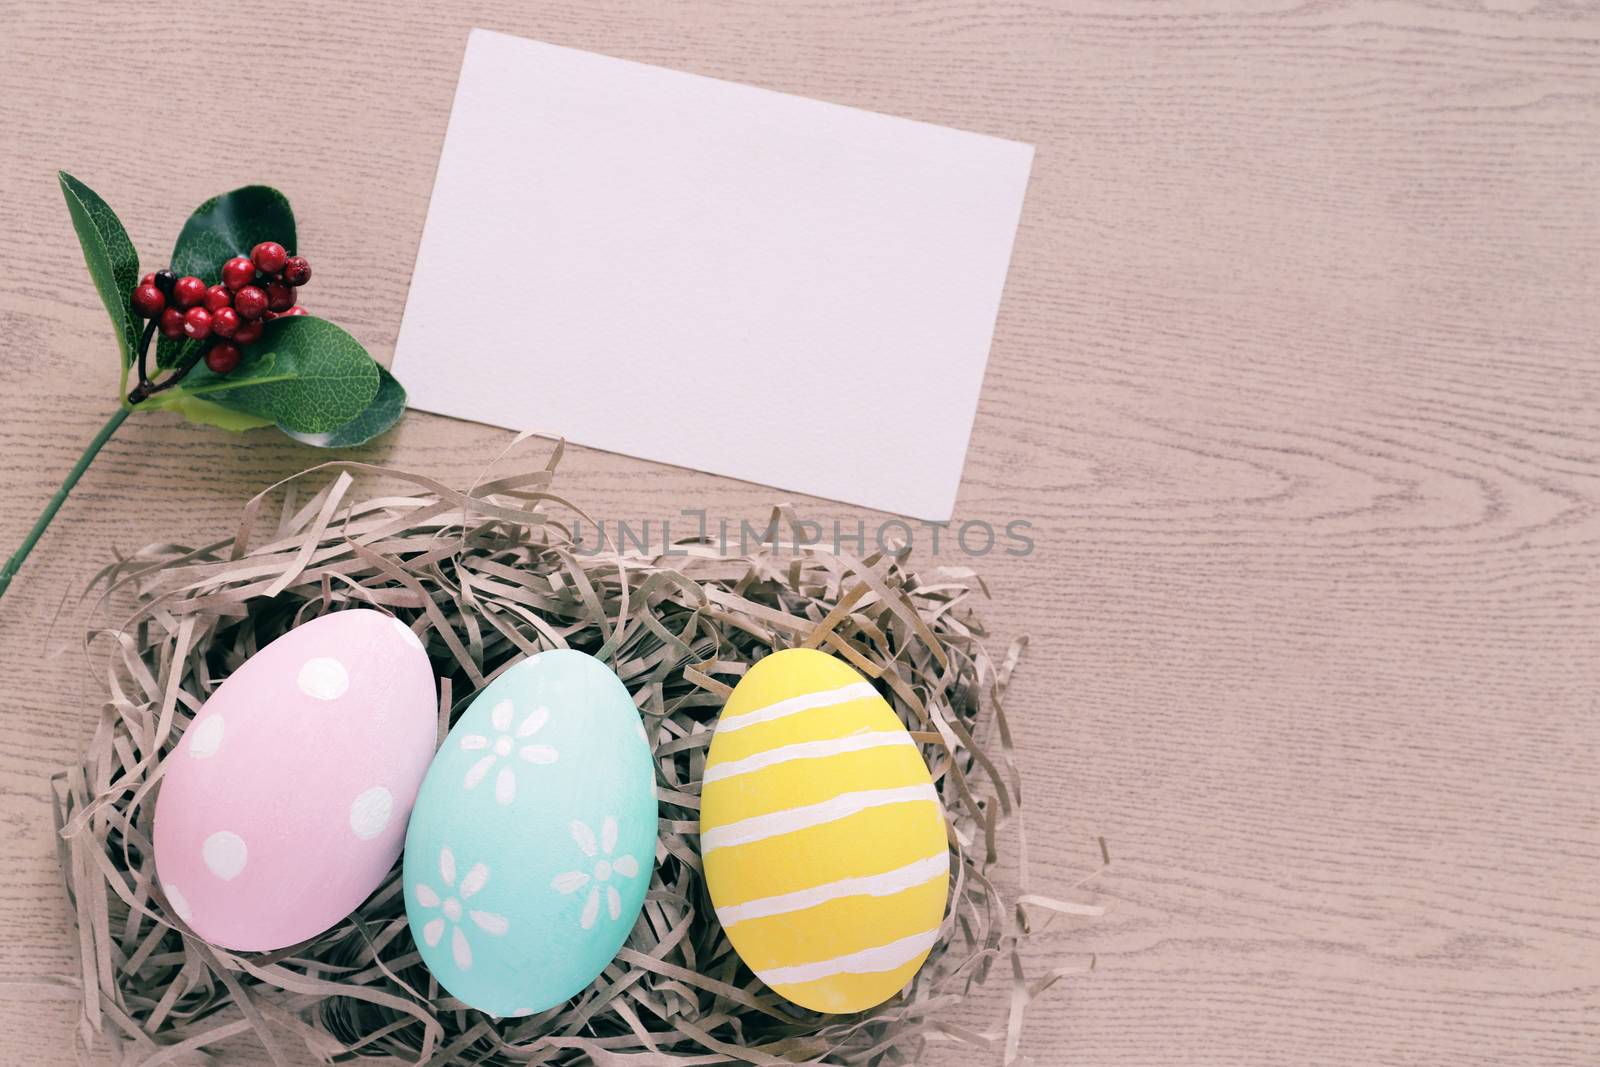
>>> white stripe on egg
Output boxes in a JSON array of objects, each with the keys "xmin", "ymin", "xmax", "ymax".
[
  {"xmin": 714, "ymin": 852, "xmax": 949, "ymax": 927},
  {"xmin": 698, "ymin": 784, "xmax": 938, "ymax": 853},
  {"xmin": 714, "ymin": 681, "xmax": 878, "ymax": 734},
  {"xmin": 755, "ymin": 927, "xmax": 941, "ymax": 986},
  {"xmin": 701, "ymin": 730, "xmax": 914, "ymax": 784}
]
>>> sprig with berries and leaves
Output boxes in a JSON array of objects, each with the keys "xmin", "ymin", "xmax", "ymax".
[{"xmin": 0, "ymin": 173, "xmax": 406, "ymax": 600}]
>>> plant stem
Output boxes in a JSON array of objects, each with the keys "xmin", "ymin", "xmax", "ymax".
[
  {"xmin": 127, "ymin": 330, "xmax": 208, "ymax": 405},
  {"xmin": 0, "ymin": 406, "xmax": 131, "ymax": 601},
  {"xmin": 135, "ymin": 344, "xmax": 208, "ymax": 402},
  {"xmin": 135, "ymin": 317, "xmax": 157, "ymax": 392}
]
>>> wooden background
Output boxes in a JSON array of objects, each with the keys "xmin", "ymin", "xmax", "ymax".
[{"xmin": 1, "ymin": 1, "xmax": 1596, "ymax": 1063}]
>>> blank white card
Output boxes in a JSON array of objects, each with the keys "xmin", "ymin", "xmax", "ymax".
[{"xmin": 393, "ymin": 29, "xmax": 1034, "ymax": 519}]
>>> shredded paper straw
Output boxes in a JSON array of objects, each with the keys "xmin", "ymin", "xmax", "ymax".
[{"xmin": 52, "ymin": 441, "xmax": 1100, "ymax": 1065}]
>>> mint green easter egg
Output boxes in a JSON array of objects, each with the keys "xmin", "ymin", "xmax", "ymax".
[{"xmin": 403, "ymin": 649, "xmax": 657, "ymax": 1016}]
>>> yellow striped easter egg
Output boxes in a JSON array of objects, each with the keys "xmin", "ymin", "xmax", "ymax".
[{"xmin": 700, "ymin": 648, "xmax": 949, "ymax": 1014}]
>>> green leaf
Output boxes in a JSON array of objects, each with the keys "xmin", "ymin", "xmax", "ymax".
[
  {"xmin": 284, "ymin": 365, "xmax": 406, "ymax": 448},
  {"xmin": 161, "ymin": 394, "xmax": 276, "ymax": 432},
  {"xmin": 186, "ymin": 316, "xmax": 379, "ymax": 434},
  {"xmin": 58, "ymin": 172, "xmax": 140, "ymax": 366},
  {"xmin": 155, "ymin": 335, "xmax": 200, "ymax": 373},
  {"xmin": 158, "ymin": 186, "xmax": 295, "ymax": 368},
  {"xmin": 171, "ymin": 185, "xmax": 295, "ymax": 280}
]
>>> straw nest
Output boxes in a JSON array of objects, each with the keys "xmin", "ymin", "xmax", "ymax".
[{"xmin": 53, "ymin": 441, "xmax": 1096, "ymax": 1066}]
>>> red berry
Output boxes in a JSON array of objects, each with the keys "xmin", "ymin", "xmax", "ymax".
[
  {"xmin": 232, "ymin": 317, "xmax": 263, "ymax": 345},
  {"xmin": 251, "ymin": 241, "xmax": 288, "ymax": 274},
  {"xmin": 281, "ymin": 305, "xmax": 309, "ymax": 316},
  {"xmin": 140, "ymin": 272, "xmax": 156, "ymax": 287},
  {"xmin": 265, "ymin": 280, "xmax": 294, "ymax": 312},
  {"xmin": 131, "ymin": 284, "xmax": 165, "ymax": 318},
  {"xmin": 234, "ymin": 286, "xmax": 268, "ymax": 320},
  {"xmin": 204, "ymin": 284, "xmax": 233, "ymax": 312},
  {"xmin": 221, "ymin": 256, "xmax": 256, "ymax": 290},
  {"xmin": 182, "ymin": 306, "xmax": 212, "ymax": 340},
  {"xmin": 211, "ymin": 306, "xmax": 240, "ymax": 338},
  {"xmin": 173, "ymin": 275, "xmax": 207, "ymax": 308},
  {"xmin": 159, "ymin": 307, "xmax": 186, "ymax": 339},
  {"xmin": 205, "ymin": 342, "xmax": 242, "ymax": 375},
  {"xmin": 282, "ymin": 256, "xmax": 311, "ymax": 286}
]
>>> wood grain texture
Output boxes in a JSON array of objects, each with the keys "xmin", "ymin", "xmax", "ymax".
[{"xmin": 2, "ymin": 1, "xmax": 1597, "ymax": 1063}]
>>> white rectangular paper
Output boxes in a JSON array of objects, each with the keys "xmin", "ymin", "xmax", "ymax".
[{"xmin": 393, "ymin": 29, "xmax": 1034, "ymax": 519}]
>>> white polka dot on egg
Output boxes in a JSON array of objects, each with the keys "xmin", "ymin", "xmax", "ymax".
[
  {"xmin": 188, "ymin": 715, "xmax": 225, "ymax": 759},
  {"xmin": 297, "ymin": 657, "xmax": 350, "ymax": 701},
  {"xmin": 390, "ymin": 617, "xmax": 425, "ymax": 653},
  {"xmin": 202, "ymin": 830, "xmax": 249, "ymax": 881},
  {"xmin": 349, "ymin": 786, "xmax": 395, "ymax": 840},
  {"xmin": 164, "ymin": 883, "xmax": 194, "ymax": 923}
]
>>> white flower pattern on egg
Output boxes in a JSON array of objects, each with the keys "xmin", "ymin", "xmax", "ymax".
[
  {"xmin": 459, "ymin": 700, "xmax": 558, "ymax": 805},
  {"xmin": 413, "ymin": 846, "xmax": 509, "ymax": 970},
  {"xmin": 551, "ymin": 816, "xmax": 640, "ymax": 929}
]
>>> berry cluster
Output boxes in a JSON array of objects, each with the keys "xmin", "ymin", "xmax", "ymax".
[{"xmin": 129, "ymin": 242, "xmax": 311, "ymax": 375}]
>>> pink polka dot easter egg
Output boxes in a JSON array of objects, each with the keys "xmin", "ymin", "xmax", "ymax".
[{"xmin": 153, "ymin": 609, "xmax": 437, "ymax": 951}]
